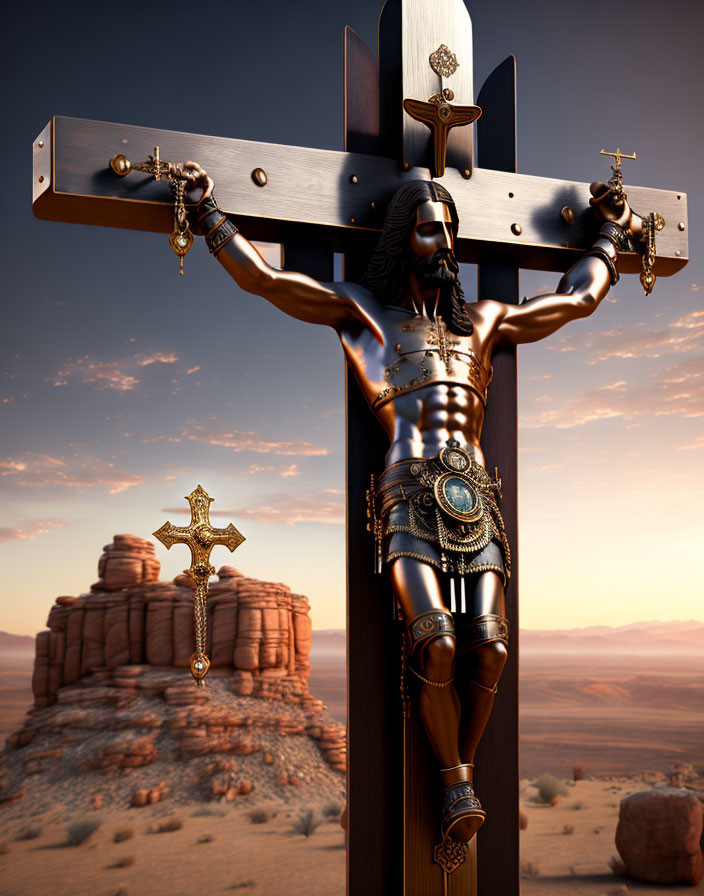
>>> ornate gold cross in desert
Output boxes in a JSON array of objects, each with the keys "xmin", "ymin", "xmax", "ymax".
[{"xmin": 154, "ymin": 485, "xmax": 245, "ymax": 686}]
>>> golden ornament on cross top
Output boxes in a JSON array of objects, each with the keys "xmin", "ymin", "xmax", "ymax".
[{"xmin": 153, "ymin": 485, "xmax": 245, "ymax": 686}]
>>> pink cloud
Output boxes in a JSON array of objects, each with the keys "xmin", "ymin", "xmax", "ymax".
[
  {"xmin": 136, "ymin": 351, "xmax": 179, "ymax": 367},
  {"xmin": 50, "ymin": 350, "xmax": 180, "ymax": 391},
  {"xmin": 242, "ymin": 463, "xmax": 301, "ymax": 477},
  {"xmin": 545, "ymin": 311, "xmax": 704, "ymax": 363},
  {"xmin": 678, "ymin": 434, "xmax": 704, "ymax": 452},
  {"xmin": 521, "ymin": 357, "xmax": 704, "ymax": 429},
  {"xmin": 0, "ymin": 452, "xmax": 144, "ymax": 493},
  {"xmin": 523, "ymin": 463, "xmax": 565, "ymax": 474},
  {"xmin": 181, "ymin": 423, "xmax": 330, "ymax": 456},
  {"xmin": 164, "ymin": 489, "xmax": 344, "ymax": 526},
  {"xmin": 0, "ymin": 518, "xmax": 70, "ymax": 545}
]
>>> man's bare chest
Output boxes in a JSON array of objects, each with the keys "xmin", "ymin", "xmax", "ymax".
[{"xmin": 372, "ymin": 310, "xmax": 493, "ymax": 410}]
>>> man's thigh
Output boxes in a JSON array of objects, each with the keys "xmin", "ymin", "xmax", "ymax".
[{"xmin": 390, "ymin": 556, "xmax": 447, "ymax": 625}]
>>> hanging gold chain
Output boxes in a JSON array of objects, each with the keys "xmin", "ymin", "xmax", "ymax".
[{"xmin": 639, "ymin": 211, "xmax": 665, "ymax": 297}]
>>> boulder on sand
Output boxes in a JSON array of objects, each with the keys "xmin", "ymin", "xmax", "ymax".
[{"xmin": 615, "ymin": 788, "xmax": 704, "ymax": 885}]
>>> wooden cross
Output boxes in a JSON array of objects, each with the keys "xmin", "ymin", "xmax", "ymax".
[
  {"xmin": 31, "ymin": 0, "xmax": 688, "ymax": 892},
  {"xmin": 154, "ymin": 485, "xmax": 245, "ymax": 686}
]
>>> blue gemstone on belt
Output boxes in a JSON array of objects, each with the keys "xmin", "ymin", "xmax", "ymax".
[{"xmin": 445, "ymin": 477, "xmax": 476, "ymax": 513}]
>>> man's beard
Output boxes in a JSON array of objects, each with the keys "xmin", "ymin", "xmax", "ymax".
[{"xmin": 407, "ymin": 248, "xmax": 460, "ymax": 290}]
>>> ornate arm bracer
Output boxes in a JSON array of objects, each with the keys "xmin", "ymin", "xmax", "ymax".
[
  {"xmin": 582, "ymin": 221, "xmax": 639, "ymax": 286},
  {"xmin": 188, "ymin": 195, "xmax": 239, "ymax": 256}
]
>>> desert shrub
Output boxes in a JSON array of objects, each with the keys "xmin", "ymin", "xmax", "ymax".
[
  {"xmin": 291, "ymin": 808, "xmax": 321, "ymax": 838},
  {"xmin": 148, "ymin": 816, "xmax": 183, "ymax": 834},
  {"xmin": 198, "ymin": 834, "xmax": 215, "ymax": 843},
  {"xmin": 609, "ymin": 855, "xmax": 627, "ymax": 877},
  {"xmin": 191, "ymin": 807, "xmax": 225, "ymax": 818},
  {"xmin": 519, "ymin": 859, "xmax": 540, "ymax": 878},
  {"xmin": 323, "ymin": 801, "xmax": 343, "ymax": 819},
  {"xmin": 230, "ymin": 880, "xmax": 255, "ymax": 890},
  {"xmin": 108, "ymin": 856, "xmax": 135, "ymax": 868},
  {"xmin": 572, "ymin": 764, "xmax": 584, "ymax": 781},
  {"xmin": 65, "ymin": 819, "xmax": 101, "ymax": 846},
  {"xmin": 248, "ymin": 807, "xmax": 271, "ymax": 824},
  {"xmin": 534, "ymin": 774, "xmax": 568, "ymax": 805},
  {"xmin": 562, "ymin": 824, "xmax": 575, "ymax": 835},
  {"xmin": 571, "ymin": 801, "xmax": 585, "ymax": 810},
  {"xmin": 15, "ymin": 826, "xmax": 42, "ymax": 841},
  {"xmin": 113, "ymin": 826, "xmax": 135, "ymax": 843},
  {"xmin": 518, "ymin": 810, "xmax": 528, "ymax": 830}
]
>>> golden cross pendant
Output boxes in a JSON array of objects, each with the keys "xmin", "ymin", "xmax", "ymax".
[
  {"xmin": 600, "ymin": 147, "xmax": 637, "ymax": 200},
  {"xmin": 154, "ymin": 485, "xmax": 245, "ymax": 686},
  {"xmin": 110, "ymin": 146, "xmax": 194, "ymax": 274}
]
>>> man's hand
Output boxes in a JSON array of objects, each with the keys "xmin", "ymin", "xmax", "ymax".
[
  {"xmin": 170, "ymin": 161, "xmax": 215, "ymax": 205},
  {"xmin": 589, "ymin": 181, "xmax": 643, "ymax": 241}
]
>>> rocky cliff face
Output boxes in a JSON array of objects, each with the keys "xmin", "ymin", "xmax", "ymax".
[
  {"xmin": 0, "ymin": 535, "xmax": 346, "ymax": 810},
  {"xmin": 32, "ymin": 534, "xmax": 315, "ymax": 708}
]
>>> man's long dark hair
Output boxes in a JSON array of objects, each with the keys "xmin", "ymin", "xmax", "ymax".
[{"xmin": 361, "ymin": 180, "xmax": 473, "ymax": 335}]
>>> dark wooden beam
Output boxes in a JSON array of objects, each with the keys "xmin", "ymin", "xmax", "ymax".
[
  {"xmin": 344, "ymin": 24, "xmax": 404, "ymax": 896},
  {"xmin": 32, "ymin": 116, "xmax": 688, "ymax": 275},
  {"xmin": 476, "ymin": 55, "xmax": 520, "ymax": 896}
]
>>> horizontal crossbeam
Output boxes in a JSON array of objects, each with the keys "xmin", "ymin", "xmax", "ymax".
[{"xmin": 33, "ymin": 116, "xmax": 688, "ymax": 275}]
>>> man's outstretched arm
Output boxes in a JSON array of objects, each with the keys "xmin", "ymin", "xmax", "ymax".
[
  {"xmin": 492, "ymin": 182, "xmax": 643, "ymax": 346},
  {"xmin": 179, "ymin": 162, "xmax": 358, "ymax": 331}
]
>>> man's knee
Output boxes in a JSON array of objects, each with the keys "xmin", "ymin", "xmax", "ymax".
[
  {"xmin": 474, "ymin": 640, "xmax": 507, "ymax": 682},
  {"xmin": 420, "ymin": 635, "xmax": 456, "ymax": 679}
]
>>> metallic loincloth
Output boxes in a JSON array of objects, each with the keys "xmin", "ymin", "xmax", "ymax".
[{"xmin": 367, "ymin": 441, "xmax": 511, "ymax": 585}]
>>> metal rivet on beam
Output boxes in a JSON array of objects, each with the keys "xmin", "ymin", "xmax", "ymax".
[
  {"xmin": 251, "ymin": 168, "xmax": 267, "ymax": 187},
  {"xmin": 678, "ymin": 221, "xmax": 686, "ymax": 231},
  {"xmin": 370, "ymin": 201, "xmax": 376, "ymax": 209},
  {"xmin": 38, "ymin": 176, "xmax": 44, "ymax": 183},
  {"xmin": 511, "ymin": 222, "xmax": 522, "ymax": 235},
  {"xmin": 560, "ymin": 206, "xmax": 575, "ymax": 225},
  {"xmin": 350, "ymin": 217, "xmax": 356, "ymax": 224},
  {"xmin": 110, "ymin": 154, "xmax": 132, "ymax": 176},
  {"xmin": 675, "ymin": 249, "xmax": 681, "ymax": 256},
  {"xmin": 508, "ymin": 192, "xmax": 514, "ymax": 198},
  {"xmin": 350, "ymin": 175, "xmax": 358, "ymax": 184},
  {"xmin": 38, "ymin": 140, "xmax": 44, "ymax": 149},
  {"xmin": 462, "ymin": 169, "xmax": 470, "ymax": 179}
]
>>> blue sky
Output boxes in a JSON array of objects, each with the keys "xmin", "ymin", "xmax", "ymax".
[{"xmin": 2, "ymin": 0, "xmax": 702, "ymax": 635}]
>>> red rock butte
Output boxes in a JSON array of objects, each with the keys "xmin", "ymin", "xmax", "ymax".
[
  {"xmin": 32, "ymin": 534, "xmax": 317, "ymax": 707},
  {"xmin": 1, "ymin": 535, "xmax": 346, "ymax": 810}
]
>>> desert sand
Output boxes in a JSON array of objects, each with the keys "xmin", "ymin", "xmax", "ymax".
[
  {"xmin": 2, "ymin": 778, "xmax": 703, "ymax": 895},
  {"xmin": 2, "ymin": 630, "xmax": 703, "ymax": 894}
]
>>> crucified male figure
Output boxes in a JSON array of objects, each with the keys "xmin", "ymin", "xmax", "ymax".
[{"xmin": 178, "ymin": 162, "xmax": 642, "ymax": 844}]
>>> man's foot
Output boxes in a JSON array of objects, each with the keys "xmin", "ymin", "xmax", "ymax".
[{"xmin": 440, "ymin": 780, "xmax": 486, "ymax": 842}]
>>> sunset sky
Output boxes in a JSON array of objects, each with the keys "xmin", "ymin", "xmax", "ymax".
[{"xmin": 3, "ymin": 0, "xmax": 702, "ymax": 637}]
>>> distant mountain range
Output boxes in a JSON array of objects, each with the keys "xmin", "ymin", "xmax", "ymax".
[
  {"xmin": 0, "ymin": 632, "xmax": 35, "ymax": 653},
  {"xmin": 311, "ymin": 620, "xmax": 704, "ymax": 657},
  {"xmin": 4, "ymin": 621, "xmax": 703, "ymax": 657}
]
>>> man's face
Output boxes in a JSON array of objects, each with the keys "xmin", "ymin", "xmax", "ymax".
[{"xmin": 408, "ymin": 200, "xmax": 459, "ymax": 286}]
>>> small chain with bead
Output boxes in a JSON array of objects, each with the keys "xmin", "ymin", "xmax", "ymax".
[{"xmin": 640, "ymin": 211, "xmax": 665, "ymax": 296}]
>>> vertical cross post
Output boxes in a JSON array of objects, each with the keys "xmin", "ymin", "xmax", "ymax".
[
  {"xmin": 476, "ymin": 55, "xmax": 520, "ymax": 894},
  {"xmin": 344, "ymin": 1, "xmax": 518, "ymax": 893}
]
